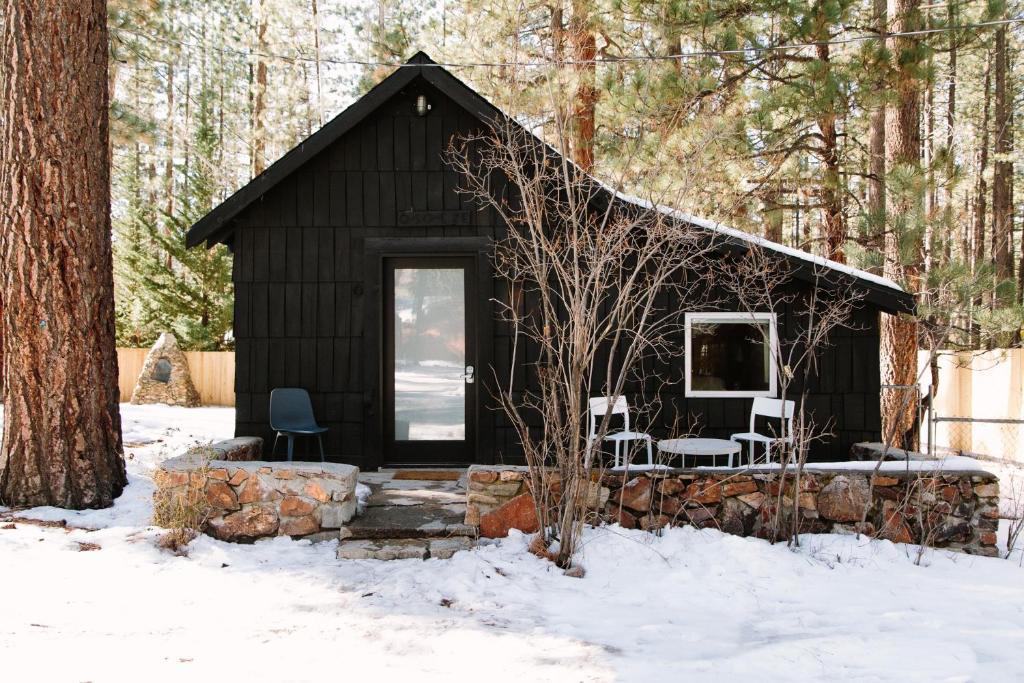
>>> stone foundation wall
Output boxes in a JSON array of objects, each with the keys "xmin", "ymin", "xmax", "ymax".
[
  {"xmin": 466, "ymin": 466, "xmax": 531, "ymax": 526},
  {"xmin": 205, "ymin": 436, "xmax": 263, "ymax": 462},
  {"xmin": 466, "ymin": 465, "xmax": 1000, "ymax": 556},
  {"xmin": 155, "ymin": 441, "xmax": 358, "ymax": 542}
]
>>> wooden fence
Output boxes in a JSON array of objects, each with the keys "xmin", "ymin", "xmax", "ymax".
[{"xmin": 117, "ymin": 348, "xmax": 235, "ymax": 406}]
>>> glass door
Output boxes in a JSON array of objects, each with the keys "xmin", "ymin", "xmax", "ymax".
[{"xmin": 383, "ymin": 257, "xmax": 476, "ymax": 465}]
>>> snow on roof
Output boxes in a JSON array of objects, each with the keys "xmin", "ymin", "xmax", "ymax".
[{"xmin": 606, "ymin": 186, "xmax": 905, "ymax": 294}]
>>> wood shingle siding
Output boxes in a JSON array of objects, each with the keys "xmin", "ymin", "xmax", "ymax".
[
  {"xmin": 228, "ymin": 81, "xmax": 497, "ymax": 468},
  {"xmin": 191, "ymin": 53, "xmax": 913, "ymax": 469}
]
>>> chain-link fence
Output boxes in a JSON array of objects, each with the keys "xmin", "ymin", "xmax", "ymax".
[
  {"xmin": 929, "ymin": 417, "xmax": 1023, "ymax": 461},
  {"xmin": 883, "ymin": 381, "xmax": 1023, "ymax": 462}
]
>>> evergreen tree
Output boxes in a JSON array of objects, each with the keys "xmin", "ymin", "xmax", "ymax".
[
  {"xmin": 104, "ymin": 1, "xmax": 1021, "ymax": 354},
  {"xmin": 343, "ymin": 0, "xmax": 438, "ymax": 93},
  {"xmin": 116, "ymin": 82, "xmax": 234, "ymax": 350}
]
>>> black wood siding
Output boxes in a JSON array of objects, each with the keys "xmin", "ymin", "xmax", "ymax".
[
  {"xmin": 232, "ymin": 79, "xmax": 500, "ymax": 469},
  {"xmin": 229, "ymin": 74, "xmax": 884, "ymax": 468}
]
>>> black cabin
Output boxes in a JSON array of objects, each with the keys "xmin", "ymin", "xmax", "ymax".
[{"xmin": 186, "ymin": 52, "xmax": 916, "ymax": 470}]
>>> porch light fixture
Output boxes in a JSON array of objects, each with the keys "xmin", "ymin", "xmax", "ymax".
[{"xmin": 415, "ymin": 94, "xmax": 431, "ymax": 116}]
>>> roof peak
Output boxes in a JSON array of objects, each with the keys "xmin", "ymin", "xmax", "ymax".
[{"xmin": 406, "ymin": 51, "xmax": 436, "ymax": 65}]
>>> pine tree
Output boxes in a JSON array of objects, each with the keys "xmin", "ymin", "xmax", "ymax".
[
  {"xmin": 880, "ymin": 0, "xmax": 925, "ymax": 449},
  {"xmin": 344, "ymin": 0, "xmax": 438, "ymax": 93},
  {"xmin": 117, "ymin": 82, "xmax": 234, "ymax": 351},
  {"xmin": 1, "ymin": 0, "xmax": 127, "ymax": 508},
  {"xmin": 104, "ymin": 1, "xmax": 1022, "ymax": 359}
]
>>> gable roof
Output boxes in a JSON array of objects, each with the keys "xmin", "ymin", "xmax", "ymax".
[
  {"xmin": 185, "ymin": 51, "xmax": 494, "ymax": 249},
  {"xmin": 186, "ymin": 51, "xmax": 915, "ymax": 315}
]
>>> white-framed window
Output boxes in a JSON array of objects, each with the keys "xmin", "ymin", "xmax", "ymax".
[{"xmin": 684, "ymin": 312, "xmax": 778, "ymax": 398}]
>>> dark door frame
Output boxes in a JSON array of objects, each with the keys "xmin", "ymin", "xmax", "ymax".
[
  {"xmin": 363, "ymin": 237, "xmax": 494, "ymax": 470},
  {"xmin": 383, "ymin": 255, "xmax": 476, "ymax": 466}
]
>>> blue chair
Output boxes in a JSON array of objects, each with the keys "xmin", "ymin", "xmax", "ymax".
[{"xmin": 269, "ymin": 388, "xmax": 327, "ymax": 462}]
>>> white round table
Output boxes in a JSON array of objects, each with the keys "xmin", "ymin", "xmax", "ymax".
[{"xmin": 658, "ymin": 438, "xmax": 742, "ymax": 468}]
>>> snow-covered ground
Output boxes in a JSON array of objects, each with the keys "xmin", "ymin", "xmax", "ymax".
[{"xmin": 1, "ymin": 404, "xmax": 1023, "ymax": 682}]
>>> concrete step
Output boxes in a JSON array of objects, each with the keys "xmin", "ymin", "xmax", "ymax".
[{"xmin": 336, "ymin": 536, "xmax": 473, "ymax": 561}]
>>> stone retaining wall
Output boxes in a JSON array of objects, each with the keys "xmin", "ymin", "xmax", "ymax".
[
  {"xmin": 466, "ymin": 465, "xmax": 1000, "ymax": 556},
  {"xmin": 205, "ymin": 436, "xmax": 264, "ymax": 462},
  {"xmin": 465, "ymin": 466, "xmax": 531, "ymax": 526},
  {"xmin": 154, "ymin": 441, "xmax": 358, "ymax": 542}
]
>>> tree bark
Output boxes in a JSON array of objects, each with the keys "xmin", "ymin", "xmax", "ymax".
[
  {"xmin": 1016, "ymin": 108, "xmax": 1022, "ymax": 307},
  {"xmin": 567, "ymin": 0, "xmax": 596, "ymax": 172},
  {"xmin": 867, "ymin": 0, "xmax": 886, "ymax": 245},
  {"xmin": 991, "ymin": 26, "xmax": 1013, "ymax": 292},
  {"xmin": 943, "ymin": 1, "xmax": 956, "ymax": 265},
  {"xmin": 923, "ymin": 28, "xmax": 935, "ymax": 283},
  {"xmin": 0, "ymin": 294, "xmax": 4, "ymax": 395},
  {"xmin": 0, "ymin": 0, "xmax": 126, "ymax": 508},
  {"xmin": 182, "ymin": 60, "xmax": 192, "ymax": 197},
  {"xmin": 163, "ymin": 3, "xmax": 176, "ymax": 221},
  {"xmin": 251, "ymin": 0, "xmax": 269, "ymax": 177},
  {"xmin": 764, "ymin": 183, "xmax": 784, "ymax": 242},
  {"xmin": 973, "ymin": 53, "xmax": 991, "ymax": 341},
  {"xmin": 879, "ymin": 0, "xmax": 922, "ymax": 451},
  {"xmin": 815, "ymin": 37, "xmax": 845, "ymax": 263},
  {"xmin": 311, "ymin": 0, "xmax": 324, "ymax": 128},
  {"xmin": 162, "ymin": 3, "xmax": 177, "ymax": 270}
]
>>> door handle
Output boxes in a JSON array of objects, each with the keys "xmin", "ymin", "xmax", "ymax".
[{"xmin": 461, "ymin": 365, "xmax": 475, "ymax": 384}]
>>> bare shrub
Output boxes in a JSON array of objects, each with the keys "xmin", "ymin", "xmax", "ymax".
[
  {"xmin": 156, "ymin": 528, "xmax": 199, "ymax": 556},
  {"xmin": 720, "ymin": 246, "xmax": 865, "ymax": 544},
  {"xmin": 1003, "ymin": 469, "xmax": 1024, "ymax": 562},
  {"xmin": 859, "ymin": 283, "xmax": 965, "ymax": 545},
  {"xmin": 449, "ymin": 119, "xmax": 720, "ymax": 568},
  {"xmin": 153, "ymin": 461, "xmax": 211, "ymax": 556}
]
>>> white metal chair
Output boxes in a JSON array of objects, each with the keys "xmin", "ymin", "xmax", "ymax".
[
  {"xmin": 730, "ymin": 397, "xmax": 795, "ymax": 466},
  {"xmin": 588, "ymin": 396, "xmax": 654, "ymax": 468}
]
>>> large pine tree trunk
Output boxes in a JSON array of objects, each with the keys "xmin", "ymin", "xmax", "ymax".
[
  {"xmin": 311, "ymin": 0, "xmax": 324, "ymax": 128},
  {"xmin": 879, "ymin": 0, "xmax": 922, "ymax": 450},
  {"xmin": 251, "ymin": 0, "xmax": 269, "ymax": 177},
  {"xmin": 815, "ymin": 38, "xmax": 845, "ymax": 263},
  {"xmin": 991, "ymin": 26, "xmax": 1014, "ymax": 292},
  {"xmin": 0, "ymin": 295, "xmax": 4, "ymax": 395},
  {"xmin": 867, "ymin": 0, "xmax": 886, "ymax": 241},
  {"xmin": 162, "ymin": 3, "xmax": 177, "ymax": 271},
  {"xmin": 568, "ymin": 0, "xmax": 596, "ymax": 172},
  {"xmin": 0, "ymin": 0, "xmax": 126, "ymax": 508},
  {"xmin": 944, "ymin": 2, "xmax": 956, "ymax": 267},
  {"xmin": 972, "ymin": 54, "xmax": 992, "ymax": 345},
  {"xmin": 764, "ymin": 183, "xmax": 784, "ymax": 242},
  {"xmin": 163, "ymin": 3, "xmax": 176, "ymax": 220}
]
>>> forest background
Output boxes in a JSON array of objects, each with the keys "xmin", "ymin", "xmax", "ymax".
[{"xmin": 107, "ymin": 0, "xmax": 1022, "ymax": 355}]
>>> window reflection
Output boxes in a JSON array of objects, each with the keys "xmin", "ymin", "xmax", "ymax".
[
  {"xmin": 689, "ymin": 320, "xmax": 771, "ymax": 393},
  {"xmin": 393, "ymin": 268, "xmax": 466, "ymax": 441}
]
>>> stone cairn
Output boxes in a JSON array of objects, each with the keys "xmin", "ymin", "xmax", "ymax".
[{"xmin": 131, "ymin": 332, "xmax": 201, "ymax": 407}]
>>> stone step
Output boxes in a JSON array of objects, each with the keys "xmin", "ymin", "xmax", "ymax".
[
  {"xmin": 337, "ymin": 498, "xmax": 475, "ymax": 541},
  {"xmin": 338, "ymin": 521, "xmax": 477, "ymax": 541},
  {"xmin": 336, "ymin": 536, "xmax": 473, "ymax": 561}
]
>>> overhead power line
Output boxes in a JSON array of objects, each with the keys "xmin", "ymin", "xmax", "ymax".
[{"xmin": 111, "ymin": 16, "xmax": 1024, "ymax": 69}]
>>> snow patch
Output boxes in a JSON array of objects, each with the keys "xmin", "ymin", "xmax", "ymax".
[
  {"xmin": 2, "ymin": 404, "xmax": 1023, "ymax": 682},
  {"xmin": 355, "ymin": 482, "xmax": 372, "ymax": 514}
]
